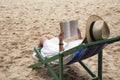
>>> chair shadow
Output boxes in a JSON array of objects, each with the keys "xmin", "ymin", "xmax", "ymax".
[
  {"xmin": 63, "ymin": 65, "xmax": 90, "ymax": 80},
  {"xmin": 32, "ymin": 64, "xmax": 90, "ymax": 80}
]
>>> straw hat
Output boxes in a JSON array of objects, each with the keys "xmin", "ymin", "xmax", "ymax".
[{"xmin": 86, "ymin": 15, "xmax": 110, "ymax": 42}]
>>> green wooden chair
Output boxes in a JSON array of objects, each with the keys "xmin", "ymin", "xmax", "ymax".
[{"xmin": 29, "ymin": 36, "xmax": 120, "ymax": 80}]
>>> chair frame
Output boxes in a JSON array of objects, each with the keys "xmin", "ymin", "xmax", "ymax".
[{"xmin": 29, "ymin": 36, "xmax": 120, "ymax": 80}]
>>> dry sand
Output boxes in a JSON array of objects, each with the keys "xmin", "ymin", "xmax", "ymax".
[{"xmin": 0, "ymin": 0, "xmax": 120, "ymax": 80}]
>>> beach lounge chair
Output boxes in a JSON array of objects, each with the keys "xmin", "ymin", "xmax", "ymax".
[{"xmin": 29, "ymin": 36, "xmax": 120, "ymax": 80}]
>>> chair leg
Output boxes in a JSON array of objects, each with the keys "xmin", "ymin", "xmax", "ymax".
[
  {"xmin": 79, "ymin": 61, "xmax": 96, "ymax": 78},
  {"xmin": 45, "ymin": 63, "xmax": 59, "ymax": 80},
  {"xmin": 98, "ymin": 50, "xmax": 103, "ymax": 80},
  {"xmin": 59, "ymin": 56, "xmax": 64, "ymax": 80}
]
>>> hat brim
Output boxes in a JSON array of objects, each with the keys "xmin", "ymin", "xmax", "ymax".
[{"xmin": 86, "ymin": 15, "xmax": 103, "ymax": 42}]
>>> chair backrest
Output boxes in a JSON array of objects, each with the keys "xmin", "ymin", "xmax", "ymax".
[{"xmin": 67, "ymin": 43, "xmax": 107, "ymax": 65}]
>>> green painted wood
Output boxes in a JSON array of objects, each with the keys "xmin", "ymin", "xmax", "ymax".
[
  {"xmin": 45, "ymin": 63, "xmax": 59, "ymax": 80},
  {"xmin": 59, "ymin": 53, "xmax": 64, "ymax": 80},
  {"xmin": 79, "ymin": 61, "xmax": 96, "ymax": 77},
  {"xmin": 28, "ymin": 62, "xmax": 43, "ymax": 68},
  {"xmin": 34, "ymin": 48, "xmax": 45, "ymax": 63},
  {"xmin": 98, "ymin": 51, "xmax": 103, "ymax": 80},
  {"xmin": 30, "ymin": 49, "xmax": 60, "ymax": 79}
]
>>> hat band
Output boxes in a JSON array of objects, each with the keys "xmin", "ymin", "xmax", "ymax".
[{"xmin": 90, "ymin": 21, "xmax": 96, "ymax": 41}]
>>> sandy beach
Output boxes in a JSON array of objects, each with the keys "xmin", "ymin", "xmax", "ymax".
[{"xmin": 0, "ymin": 0, "xmax": 120, "ymax": 80}]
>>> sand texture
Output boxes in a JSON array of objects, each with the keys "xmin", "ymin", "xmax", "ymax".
[{"xmin": 0, "ymin": 0, "xmax": 120, "ymax": 80}]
